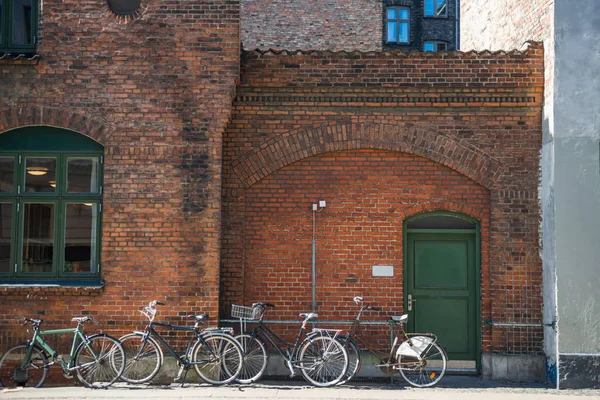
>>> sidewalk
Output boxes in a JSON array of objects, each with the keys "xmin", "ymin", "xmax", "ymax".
[{"xmin": 2, "ymin": 377, "xmax": 600, "ymax": 400}]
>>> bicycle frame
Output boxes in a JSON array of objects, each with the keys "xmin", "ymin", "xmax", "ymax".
[
  {"xmin": 347, "ymin": 305, "xmax": 438, "ymax": 371},
  {"xmin": 24, "ymin": 324, "xmax": 95, "ymax": 372},
  {"xmin": 137, "ymin": 321, "xmax": 222, "ymax": 367},
  {"xmin": 249, "ymin": 321, "xmax": 306, "ymax": 365}
]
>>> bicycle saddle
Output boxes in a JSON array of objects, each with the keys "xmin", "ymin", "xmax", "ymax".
[
  {"xmin": 299, "ymin": 312, "xmax": 318, "ymax": 321},
  {"xmin": 188, "ymin": 314, "xmax": 209, "ymax": 322},
  {"xmin": 72, "ymin": 316, "xmax": 91, "ymax": 323},
  {"xmin": 391, "ymin": 315, "xmax": 408, "ymax": 323}
]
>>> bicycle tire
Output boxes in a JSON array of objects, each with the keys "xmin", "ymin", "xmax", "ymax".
[
  {"xmin": 74, "ymin": 333, "xmax": 126, "ymax": 388},
  {"xmin": 337, "ymin": 336, "xmax": 360, "ymax": 385},
  {"xmin": 192, "ymin": 333, "xmax": 243, "ymax": 385},
  {"xmin": 119, "ymin": 333, "xmax": 163, "ymax": 384},
  {"xmin": 397, "ymin": 337, "xmax": 447, "ymax": 388},
  {"xmin": 298, "ymin": 335, "xmax": 348, "ymax": 387},
  {"xmin": 0, "ymin": 344, "xmax": 48, "ymax": 388},
  {"xmin": 234, "ymin": 333, "xmax": 269, "ymax": 384}
]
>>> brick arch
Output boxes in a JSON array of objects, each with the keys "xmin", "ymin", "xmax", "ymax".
[
  {"xmin": 231, "ymin": 123, "xmax": 505, "ymax": 190},
  {"xmin": 399, "ymin": 201, "xmax": 488, "ymax": 224},
  {"xmin": 0, "ymin": 107, "xmax": 114, "ymax": 145}
]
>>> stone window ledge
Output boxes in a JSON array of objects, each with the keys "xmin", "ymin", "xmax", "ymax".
[{"xmin": 0, "ymin": 281, "xmax": 104, "ymax": 296}]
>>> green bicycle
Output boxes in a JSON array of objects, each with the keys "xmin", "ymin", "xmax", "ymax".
[{"xmin": 0, "ymin": 316, "xmax": 126, "ymax": 389}]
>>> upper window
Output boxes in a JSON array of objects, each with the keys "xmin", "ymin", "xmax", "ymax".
[
  {"xmin": 0, "ymin": 0, "xmax": 38, "ymax": 53},
  {"xmin": 0, "ymin": 127, "xmax": 103, "ymax": 283},
  {"xmin": 424, "ymin": 0, "xmax": 447, "ymax": 17},
  {"xmin": 386, "ymin": 7, "xmax": 410, "ymax": 44},
  {"xmin": 424, "ymin": 41, "xmax": 447, "ymax": 52}
]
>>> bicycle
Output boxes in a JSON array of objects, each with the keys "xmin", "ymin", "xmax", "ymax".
[
  {"xmin": 0, "ymin": 316, "xmax": 125, "ymax": 389},
  {"xmin": 231, "ymin": 302, "xmax": 348, "ymax": 387},
  {"xmin": 338, "ymin": 296, "xmax": 447, "ymax": 388},
  {"xmin": 119, "ymin": 300, "xmax": 243, "ymax": 386}
]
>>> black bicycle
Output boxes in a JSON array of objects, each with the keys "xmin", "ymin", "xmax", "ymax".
[
  {"xmin": 231, "ymin": 302, "xmax": 348, "ymax": 387},
  {"xmin": 119, "ymin": 301, "xmax": 243, "ymax": 385}
]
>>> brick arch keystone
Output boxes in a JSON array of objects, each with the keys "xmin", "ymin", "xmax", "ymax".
[
  {"xmin": 231, "ymin": 123, "xmax": 505, "ymax": 189},
  {"xmin": 0, "ymin": 106, "xmax": 115, "ymax": 145}
]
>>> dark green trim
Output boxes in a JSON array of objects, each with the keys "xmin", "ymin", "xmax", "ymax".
[
  {"xmin": 0, "ymin": 128, "xmax": 103, "ymax": 282},
  {"xmin": 0, "ymin": 280, "xmax": 104, "ymax": 287},
  {"xmin": 0, "ymin": 0, "xmax": 39, "ymax": 53},
  {"xmin": 403, "ymin": 210, "xmax": 482, "ymax": 372},
  {"xmin": 0, "ymin": 127, "xmax": 102, "ymax": 151}
]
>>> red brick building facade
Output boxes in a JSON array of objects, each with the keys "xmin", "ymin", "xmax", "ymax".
[{"xmin": 0, "ymin": 0, "xmax": 544, "ymax": 383}]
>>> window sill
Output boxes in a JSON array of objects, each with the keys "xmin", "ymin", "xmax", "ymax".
[
  {"xmin": 0, "ymin": 280, "xmax": 104, "ymax": 296},
  {"xmin": 0, "ymin": 52, "xmax": 40, "ymax": 65}
]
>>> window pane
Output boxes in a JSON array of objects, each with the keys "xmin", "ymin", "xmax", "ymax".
[
  {"xmin": 11, "ymin": 0, "xmax": 34, "ymax": 45},
  {"xmin": 22, "ymin": 203, "xmax": 54, "ymax": 273},
  {"xmin": 399, "ymin": 22, "xmax": 409, "ymax": 42},
  {"xmin": 0, "ymin": 157, "xmax": 14, "ymax": 193},
  {"xmin": 387, "ymin": 8, "xmax": 397, "ymax": 19},
  {"xmin": 399, "ymin": 9, "xmax": 409, "ymax": 20},
  {"xmin": 438, "ymin": 42, "xmax": 447, "ymax": 50},
  {"xmin": 424, "ymin": 42, "xmax": 435, "ymax": 52},
  {"xmin": 24, "ymin": 157, "xmax": 56, "ymax": 193},
  {"xmin": 64, "ymin": 203, "xmax": 97, "ymax": 274},
  {"xmin": 387, "ymin": 22, "xmax": 398, "ymax": 42},
  {"xmin": 67, "ymin": 157, "xmax": 100, "ymax": 193},
  {"xmin": 436, "ymin": 0, "xmax": 447, "ymax": 16},
  {"xmin": 407, "ymin": 215, "xmax": 476, "ymax": 229},
  {"xmin": 425, "ymin": 0, "xmax": 434, "ymax": 15},
  {"xmin": 0, "ymin": 204, "xmax": 12, "ymax": 273}
]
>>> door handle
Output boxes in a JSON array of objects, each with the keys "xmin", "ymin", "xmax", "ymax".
[{"xmin": 408, "ymin": 294, "xmax": 416, "ymax": 311}]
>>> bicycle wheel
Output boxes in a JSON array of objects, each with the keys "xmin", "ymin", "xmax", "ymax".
[
  {"xmin": 74, "ymin": 333, "xmax": 126, "ymax": 388},
  {"xmin": 337, "ymin": 336, "xmax": 360, "ymax": 385},
  {"xmin": 234, "ymin": 333, "xmax": 268, "ymax": 384},
  {"xmin": 119, "ymin": 333, "xmax": 163, "ymax": 384},
  {"xmin": 398, "ymin": 337, "xmax": 447, "ymax": 388},
  {"xmin": 299, "ymin": 335, "xmax": 348, "ymax": 387},
  {"xmin": 0, "ymin": 344, "xmax": 48, "ymax": 388},
  {"xmin": 192, "ymin": 334, "xmax": 243, "ymax": 385}
]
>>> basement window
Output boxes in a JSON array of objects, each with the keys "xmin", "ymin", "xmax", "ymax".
[{"xmin": 424, "ymin": 41, "xmax": 447, "ymax": 52}]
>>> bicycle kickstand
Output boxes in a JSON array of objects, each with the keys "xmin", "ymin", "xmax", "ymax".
[{"xmin": 174, "ymin": 364, "xmax": 191, "ymax": 387}]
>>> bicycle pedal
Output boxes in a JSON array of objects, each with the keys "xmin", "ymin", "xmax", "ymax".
[{"xmin": 63, "ymin": 372, "xmax": 74, "ymax": 379}]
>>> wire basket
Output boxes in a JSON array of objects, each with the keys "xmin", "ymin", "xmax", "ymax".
[{"xmin": 231, "ymin": 304, "xmax": 262, "ymax": 321}]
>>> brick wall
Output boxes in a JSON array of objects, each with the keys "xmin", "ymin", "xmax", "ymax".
[
  {"xmin": 222, "ymin": 43, "xmax": 544, "ymax": 353},
  {"xmin": 242, "ymin": 0, "xmax": 458, "ymax": 52},
  {"xmin": 0, "ymin": 0, "xmax": 239, "ymax": 368},
  {"xmin": 242, "ymin": 0, "xmax": 382, "ymax": 51}
]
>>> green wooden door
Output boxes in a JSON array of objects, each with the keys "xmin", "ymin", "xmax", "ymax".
[{"xmin": 405, "ymin": 232, "xmax": 477, "ymax": 364}]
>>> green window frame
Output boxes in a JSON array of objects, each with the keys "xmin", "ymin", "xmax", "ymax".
[
  {"xmin": 0, "ymin": 127, "xmax": 103, "ymax": 283},
  {"xmin": 0, "ymin": 0, "xmax": 38, "ymax": 54}
]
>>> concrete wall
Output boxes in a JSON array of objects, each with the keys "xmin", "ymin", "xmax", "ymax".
[{"xmin": 553, "ymin": 0, "xmax": 600, "ymax": 389}]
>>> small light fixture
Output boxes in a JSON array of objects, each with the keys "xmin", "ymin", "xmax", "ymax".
[
  {"xmin": 83, "ymin": 203, "xmax": 93, "ymax": 207},
  {"xmin": 27, "ymin": 167, "xmax": 48, "ymax": 176},
  {"xmin": 49, "ymin": 180, "xmax": 56, "ymax": 188}
]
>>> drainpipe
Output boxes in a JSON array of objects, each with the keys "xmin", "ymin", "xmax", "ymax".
[
  {"xmin": 455, "ymin": 0, "xmax": 459, "ymax": 50},
  {"xmin": 311, "ymin": 200, "xmax": 326, "ymax": 313}
]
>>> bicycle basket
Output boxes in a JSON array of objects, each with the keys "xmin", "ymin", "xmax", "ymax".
[{"xmin": 231, "ymin": 304, "xmax": 261, "ymax": 320}]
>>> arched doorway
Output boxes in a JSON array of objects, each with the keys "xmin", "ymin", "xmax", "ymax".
[{"xmin": 404, "ymin": 211, "xmax": 480, "ymax": 371}]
